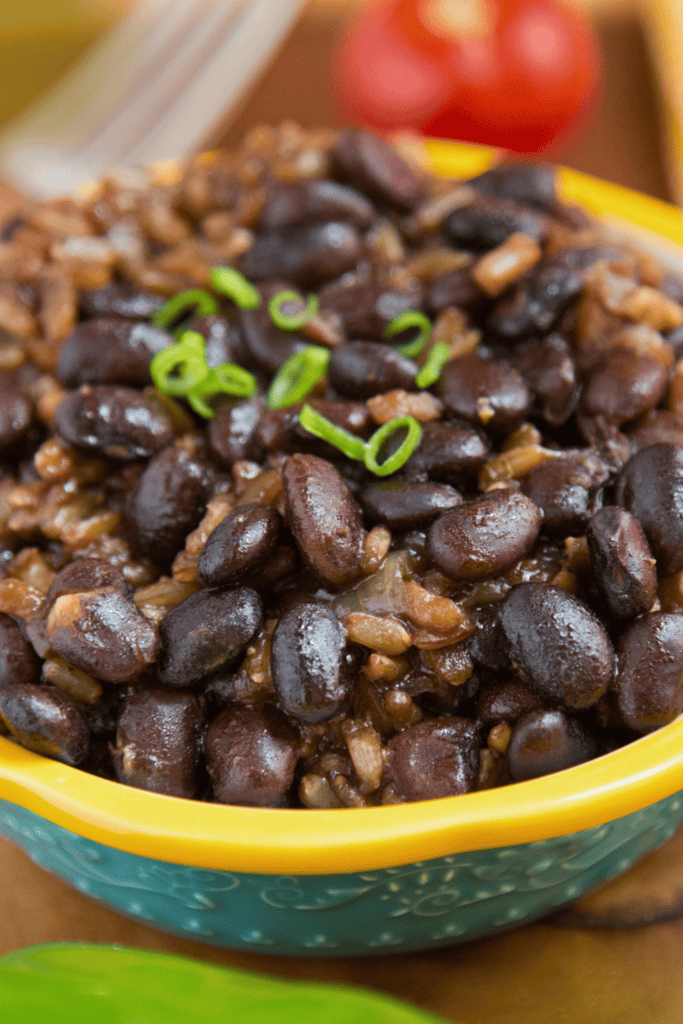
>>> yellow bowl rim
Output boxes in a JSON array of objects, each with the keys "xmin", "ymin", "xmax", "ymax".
[{"xmin": 3, "ymin": 138, "xmax": 683, "ymax": 876}]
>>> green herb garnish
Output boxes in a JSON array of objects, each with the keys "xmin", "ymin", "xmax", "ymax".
[
  {"xmin": 415, "ymin": 342, "xmax": 451, "ymax": 388},
  {"xmin": 267, "ymin": 346, "xmax": 330, "ymax": 410},
  {"xmin": 268, "ymin": 290, "xmax": 319, "ymax": 330},
  {"xmin": 299, "ymin": 404, "xmax": 422, "ymax": 476},
  {"xmin": 383, "ymin": 310, "xmax": 432, "ymax": 358},
  {"xmin": 150, "ymin": 330, "xmax": 256, "ymax": 417},
  {"xmin": 152, "ymin": 289, "xmax": 219, "ymax": 332},
  {"xmin": 210, "ymin": 267, "xmax": 261, "ymax": 310}
]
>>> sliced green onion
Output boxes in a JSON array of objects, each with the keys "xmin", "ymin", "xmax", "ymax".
[
  {"xmin": 152, "ymin": 289, "xmax": 219, "ymax": 331},
  {"xmin": 210, "ymin": 267, "xmax": 261, "ymax": 310},
  {"xmin": 267, "ymin": 346, "xmax": 330, "ymax": 410},
  {"xmin": 149, "ymin": 332, "xmax": 209, "ymax": 396},
  {"xmin": 186, "ymin": 363, "xmax": 257, "ymax": 418},
  {"xmin": 268, "ymin": 290, "xmax": 319, "ymax": 330},
  {"xmin": 415, "ymin": 342, "xmax": 452, "ymax": 389},
  {"xmin": 298, "ymin": 404, "xmax": 366, "ymax": 461},
  {"xmin": 364, "ymin": 417, "xmax": 423, "ymax": 477},
  {"xmin": 383, "ymin": 310, "xmax": 432, "ymax": 358}
]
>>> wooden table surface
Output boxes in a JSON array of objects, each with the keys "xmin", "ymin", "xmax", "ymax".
[{"xmin": 1, "ymin": 2, "xmax": 682, "ymax": 1020}]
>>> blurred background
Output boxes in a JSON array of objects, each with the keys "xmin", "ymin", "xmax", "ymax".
[{"xmin": 0, "ymin": 0, "xmax": 677, "ymax": 203}]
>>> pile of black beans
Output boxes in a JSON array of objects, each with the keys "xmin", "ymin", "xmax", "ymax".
[{"xmin": 0, "ymin": 125, "xmax": 682, "ymax": 808}]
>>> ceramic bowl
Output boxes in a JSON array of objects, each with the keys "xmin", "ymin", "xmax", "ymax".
[{"xmin": 1, "ymin": 141, "xmax": 683, "ymax": 956}]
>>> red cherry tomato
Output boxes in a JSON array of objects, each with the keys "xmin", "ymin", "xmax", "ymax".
[{"xmin": 333, "ymin": 0, "xmax": 601, "ymax": 152}]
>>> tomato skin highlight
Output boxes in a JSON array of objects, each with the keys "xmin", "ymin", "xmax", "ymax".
[{"xmin": 333, "ymin": 0, "xmax": 601, "ymax": 153}]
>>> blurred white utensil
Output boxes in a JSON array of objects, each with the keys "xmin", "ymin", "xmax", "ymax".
[{"xmin": 0, "ymin": 0, "xmax": 307, "ymax": 198}]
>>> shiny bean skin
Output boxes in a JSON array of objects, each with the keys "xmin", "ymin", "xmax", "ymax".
[
  {"xmin": 468, "ymin": 604, "xmax": 509, "ymax": 671},
  {"xmin": 359, "ymin": 480, "xmax": 462, "ymax": 530},
  {"xmin": 498, "ymin": 582, "xmax": 615, "ymax": 708},
  {"xmin": 438, "ymin": 353, "xmax": 532, "ymax": 435},
  {"xmin": 443, "ymin": 196, "xmax": 549, "ymax": 250},
  {"xmin": 477, "ymin": 678, "xmax": 546, "ymax": 726},
  {"xmin": 56, "ymin": 318, "xmax": 173, "ymax": 388},
  {"xmin": 259, "ymin": 401, "xmax": 372, "ymax": 456},
  {"xmin": 207, "ymin": 704, "xmax": 299, "ymax": 807},
  {"xmin": 615, "ymin": 443, "xmax": 683, "ymax": 576},
  {"xmin": 241, "ymin": 222, "xmax": 364, "ymax": 289},
  {"xmin": 319, "ymin": 279, "xmax": 423, "ymax": 340},
  {"xmin": 112, "ymin": 686, "xmax": 206, "ymax": 798},
  {"xmin": 586, "ymin": 507, "xmax": 657, "ymax": 619},
  {"xmin": 79, "ymin": 283, "xmax": 165, "ymax": 321},
  {"xmin": 0, "ymin": 372, "xmax": 32, "ymax": 453},
  {"xmin": 54, "ymin": 385, "xmax": 174, "ymax": 460},
  {"xmin": 282, "ymin": 453, "xmax": 365, "ymax": 588},
  {"xmin": 187, "ymin": 315, "xmax": 244, "ymax": 368},
  {"xmin": 614, "ymin": 612, "xmax": 683, "ymax": 732},
  {"xmin": 239, "ymin": 303, "xmax": 307, "ymax": 375},
  {"xmin": 469, "ymin": 163, "xmax": 558, "ymax": 210},
  {"xmin": 271, "ymin": 601, "xmax": 351, "ymax": 723},
  {"xmin": 522, "ymin": 455, "xmax": 606, "ymax": 537},
  {"xmin": 198, "ymin": 503, "xmax": 281, "ymax": 586},
  {"xmin": 581, "ymin": 350, "xmax": 668, "ymax": 425},
  {"xmin": 0, "ymin": 613, "xmax": 41, "ymax": 688},
  {"xmin": 126, "ymin": 445, "xmax": 212, "ymax": 569},
  {"xmin": 334, "ymin": 129, "xmax": 421, "ymax": 212},
  {"xmin": 427, "ymin": 267, "xmax": 487, "ymax": 315},
  {"xmin": 0, "ymin": 681, "xmax": 89, "ymax": 766},
  {"xmin": 261, "ymin": 179, "xmax": 375, "ymax": 231},
  {"xmin": 208, "ymin": 396, "xmax": 265, "ymax": 467},
  {"xmin": 404, "ymin": 420, "xmax": 490, "ymax": 483},
  {"xmin": 427, "ymin": 489, "xmax": 542, "ymax": 581},
  {"xmin": 328, "ymin": 341, "xmax": 418, "ymax": 400},
  {"xmin": 507, "ymin": 708, "xmax": 599, "ymax": 782},
  {"xmin": 157, "ymin": 587, "xmax": 262, "ymax": 688},
  {"xmin": 513, "ymin": 335, "xmax": 578, "ymax": 427},
  {"xmin": 384, "ymin": 717, "xmax": 481, "ymax": 801}
]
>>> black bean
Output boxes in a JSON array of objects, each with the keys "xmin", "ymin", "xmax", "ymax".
[
  {"xmin": 498, "ymin": 583, "xmax": 614, "ymax": 708},
  {"xmin": 513, "ymin": 334, "xmax": 578, "ymax": 427},
  {"xmin": 258, "ymin": 400, "xmax": 372, "ymax": 456},
  {"xmin": 477, "ymin": 678, "xmax": 546, "ymax": 726},
  {"xmin": 581, "ymin": 351, "xmax": 668, "ymax": 425},
  {"xmin": 57, "ymin": 318, "xmax": 173, "ymax": 388},
  {"xmin": 319, "ymin": 279, "xmax": 423, "ymax": 340},
  {"xmin": 427, "ymin": 489, "xmax": 542, "ymax": 581},
  {"xmin": 468, "ymin": 162, "xmax": 558, "ymax": 210},
  {"xmin": 507, "ymin": 708, "xmax": 599, "ymax": 782},
  {"xmin": 157, "ymin": 587, "xmax": 262, "ymax": 688},
  {"xmin": 45, "ymin": 557, "xmax": 130, "ymax": 602},
  {"xmin": 0, "ymin": 681, "xmax": 90, "ymax": 766},
  {"xmin": 282, "ymin": 453, "xmax": 365, "ymax": 588},
  {"xmin": 112, "ymin": 686, "xmax": 206, "ymax": 799},
  {"xmin": 79, "ymin": 283, "xmax": 166, "ymax": 320},
  {"xmin": 207, "ymin": 704, "xmax": 298, "ymax": 806},
  {"xmin": 334, "ymin": 129, "xmax": 422, "ymax": 212},
  {"xmin": 239, "ymin": 302, "xmax": 307, "ymax": 375},
  {"xmin": 328, "ymin": 341, "xmax": 418, "ymax": 399},
  {"xmin": 186, "ymin": 314, "xmax": 245, "ymax": 368},
  {"xmin": 404, "ymin": 419, "xmax": 490, "ymax": 483},
  {"xmin": 46, "ymin": 582, "xmax": 160, "ymax": 684},
  {"xmin": 443, "ymin": 196, "xmax": 549, "ymax": 250},
  {"xmin": 271, "ymin": 601, "xmax": 350, "ymax": 723},
  {"xmin": 198, "ymin": 503, "xmax": 281, "ymax": 586},
  {"xmin": 615, "ymin": 443, "xmax": 683, "ymax": 576},
  {"xmin": 208, "ymin": 396, "xmax": 265, "ymax": 467},
  {"xmin": 468, "ymin": 604, "xmax": 509, "ymax": 671},
  {"xmin": 587, "ymin": 507, "xmax": 657, "ymax": 619},
  {"xmin": 438, "ymin": 353, "xmax": 532, "ymax": 435},
  {"xmin": 522, "ymin": 454, "xmax": 607, "ymax": 537},
  {"xmin": 577, "ymin": 413, "xmax": 631, "ymax": 472},
  {"xmin": 126, "ymin": 445, "xmax": 211, "ymax": 568},
  {"xmin": 0, "ymin": 613, "xmax": 41, "ymax": 689},
  {"xmin": 426, "ymin": 267, "xmax": 487, "ymax": 315},
  {"xmin": 54, "ymin": 385, "xmax": 174, "ymax": 460},
  {"xmin": 359, "ymin": 480, "xmax": 462, "ymax": 530},
  {"xmin": 384, "ymin": 717, "xmax": 481, "ymax": 801},
  {"xmin": 261, "ymin": 179, "xmax": 375, "ymax": 231},
  {"xmin": 614, "ymin": 612, "xmax": 683, "ymax": 732},
  {"xmin": 627, "ymin": 410, "xmax": 683, "ymax": 452},
  {"xmin": 241, "ymin": 222, "xmax": 363, "ymax": 289},
  {"xmin": 0, "ymin": 372, "xmax": 32, "ymax": 453}
]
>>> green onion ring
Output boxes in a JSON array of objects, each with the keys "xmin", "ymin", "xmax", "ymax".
[
  {"xmin": 383, "ymin": 310, "xmax": 432, "ymax": 358},
  {"xmin": 415, "ymin": 342, "xmax": 452, "ymax": 389},
  {"xmin": 149, "ymin": 332, "xmax": 209, "ymax": 396},
  {"xmin": 186, "ymin": 363, "xmax": 258, "ymax": 418},
  {"xmin": 210, "ymin": 267, "xmax": 261, "ymax": 310},
  {"xmin": 268, "ymin": 290, "xmax": 319, "ymax": 330},
  {"xmin": 298, "ymin": 404, "xmax": 367, "ymax": 461},
  {"xmin": 267, "ymin": 346, "xmax": 330, "ymax": 410},
  {"xmin": 364, "ymin": 416, "xmax": 423, "ymax": 477},
  {"xmin": 152, "ymin": 289, "xmax": 219, "ymax": 332}
]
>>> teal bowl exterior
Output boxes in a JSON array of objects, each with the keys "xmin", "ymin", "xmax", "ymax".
[{"xmin": 1, "ymin": 792, "xmax": 682, "ymax": 955}]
